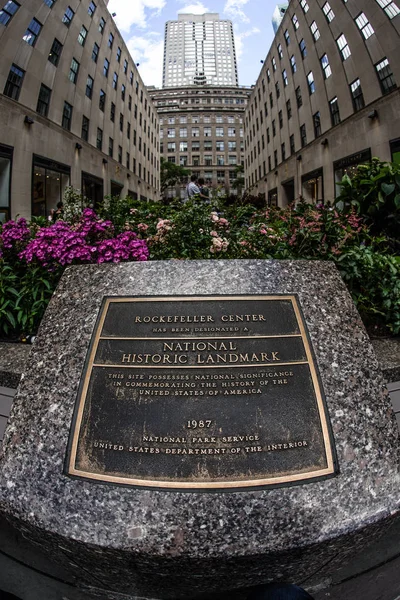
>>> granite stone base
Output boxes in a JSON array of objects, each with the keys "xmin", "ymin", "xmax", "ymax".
[{"xmin": 0, "ymin": 260, "xmax": 398, "ymax": 600}]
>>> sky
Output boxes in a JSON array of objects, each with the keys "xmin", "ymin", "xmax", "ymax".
[{"xmin": 107, "ymin": 0, "xmax": 279, "ymax": 88}]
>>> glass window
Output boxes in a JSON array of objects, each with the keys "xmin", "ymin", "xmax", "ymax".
[
  {"xmin": 313, "ymin": 111, "xmax": 321, "ymax": 137},
  {"xmin": 286, "ymin": 98, "xmax": 292, "ymax": 119},
  {"xmin": 300, "ymin": 124, "xmax": 307, "ymax": 147},
  {"xmin": 375, "ymin": 0, "xmax": 400, "ymax": 18},
  {"xmin": 86, "ymin": 75, "xmax": 94, "ymax": 99},
  {"xmin": 62, "ymin": 101, "xmax": 73, "ymax": 130},
  {"xmin": 179, "ymin": 127, "xmax": 187, "ymax": 138},
  {"xmin": 192, "ymin": 127, "xmax": 199, "ymax": 137},
  {"xmin": 78, "ymin": 24, "xmax": 88, "ymax": 46},
  {"xmin": 329, "ymin": 97, "xmax": 340, "ymax": 125},
  {"xmin": 295, "ymin": 86, "xmax": 302, "ymax": 108},
  {"xmin": 23, "ymin": 17, "xmax": 42, "ymax": 46},
  {"xmin": 119, "ymin": 113, "xmax": 123, "ymax": 132},
  {"xmin": 216, "ymin": 127, "xmax": 224, "ymax": 137},
  {"xmin": 48, "ymin": 38, "xmax": 62, "ymax": 66},
  {"xmin": 109, "ymin": 137, "xmax": 113, "ymax": 158},
  {"xmin": 69, "ymin": 58, "xmax": 79, "ymax": 84},
  {"xmin": 112, "ymin": 72, "xmax": 118, "ymax": 89},
  {"xmin": 121, "ymin": 84, "xmax": 125, "ymax": 101},
  {"xmin": 310, "ymin": 21, "xmax": 320, "ymax": 41},
  {"xmin": 110, "ymin": 102, "xmax": 115, "ymax": 122},
  {"xmin": 92, "ymin": 42, "xmax": 99, "ymax": 62},
  {"xmin": 81, "ymin": 115, "xmax": 89, "ymax": 141},
  {"xmin": 290, "ymin": 134, "xmax": 295, "ymax": 155},
  {"xmin": 300, "ymin": 0, "xmax": 309, "ymax": 12},
  {"xmin": 179, "ymin": 141, "xmax": 187, "ymax": 152},
  {"xmin": 355, "ymin": 12, "xmax": 374, "ymax": 39},
  {"xmin": 292, "ymin": 14, "xmax": 299, "ymax": 29},
  {"xmin": 108, "ymin": 33, "xmax": 114, "ymax": 49},
  {"xmin": 0, "ymin": 0, "xmax": 20, "ymax": 26},
  {"xmin": 32, "ymin": 163, "xmax": 70, "ymax": 218},
  {"xmin": 282, "ymin": 69, "xmax": 288, "ymax": 86},
  {"xmin": 96, "ymin": 128, "xmax": 103, "ymax": 150},
  {"xmin": 302, "ymin": 172, "xmax": 323, "ymax": 204},
  {"xmin": 336, "ymin": 34, "xmax": 351, "ymax": 60},
  {"xmin": 320, "ymin": 54, "xmax": 332, "ymax": 79},
  {"xmin": 4, "ymin": 64, "xmax": 24, "ymax": 100},
  {"xmin": 88, "ymin": 1, "xmax": 96, "ymax": 16},
  {"xmin": 167, "ymin": 128, "xmax": 175, "ymax": 138},
  {"xmin": 307, "ymin": 71, "xmax": 315, "ymax": 94},
  {"xmin": 116, "ymin": 46, "xmax": 121, "ymax": 62},
  {"xmin": 284, "ymin": 29, "xmax": 290, "ymax": 45},
  {"xmin": 36, "ymin": 83, "xmax": 51, "ymax": 116},
  {"xmin": 62, "ymin": 6, "xmax": 74, "ymax": 26},
  {"xmin": 350, "ymin": 79, "xmax": 365, "ymax": 111},
  {"xmin": 228, "ymin": 127, "xmax": 236, "ymax": 137},
  {"xmin": 290, "ymin": 55, "xmax": 297, "ymax": 73},
  {"xmin": 322, "ymin": 2, "xmax": 335, "ymax": 21},
  {"xmin": 375, "ymin": 57, "xmax": 396, "ymax": 93},
  {"xmin": 99, "ymin": 89, "xmax": 105, "ymax": 111},
  {"xmin": 103, "ymin": 58, "xmax": 109, "ymax": 77},
  {"xmin": 272, "ymin": 56, "xmax": 276, "ymax": 71},
  {"xmin": 167, "ymin": 142, "xmax": 176, "ymax": 153},
  {"xmin": 277, "ymin": 43, "xmax": 283, "ymax": 59},
  {"xmin": 99, "ymin": 17, "xmax": 105, "ymax": 33},
  {"xmin": 124, "ymin": 59, "xmax": 128, "ymax": 74},
  {"xmin": 299, "ymin": 39, "xmax": 307, "ymax": 59}
]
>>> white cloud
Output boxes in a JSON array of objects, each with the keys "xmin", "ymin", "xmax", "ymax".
[
  {"xmin": 234, "ymin": 26, "xmax": 260, "ymax": 60},
  {"xmin": 126, "ymin": 35, "xmax": 164, "ymax": 87},
  {"xmin": 224, "ymin": 0, "xmax": 250, "ymax": 22},
  {"xmin": 108, "ymin": 0, "xmax": 166, "ymax": 32},
  {"xmin": 177, "ymin": 2, "xmax": 210, "ymax": 14}
]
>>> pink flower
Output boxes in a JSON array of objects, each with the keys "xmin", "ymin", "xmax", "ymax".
[{"xmin": 137, "ymin": 223, "xmax": 149, "ymax": 232}]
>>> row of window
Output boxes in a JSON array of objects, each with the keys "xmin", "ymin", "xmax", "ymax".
[
  {"xmin": 159, "ymin": 115, "xmax": 242, "ymax": 124},
  {"xmin": 161, "ymin": 127, "xmax": 243, "ymax": 138},
  {"xmin": 246, "ymin": 57, "xmax": 396, "ymax": 152},
  {"xmin": 161, "ymin": 142, "xmax": 243, "ymax": 152}
]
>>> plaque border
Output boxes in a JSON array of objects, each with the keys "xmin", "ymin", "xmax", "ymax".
[{"xmin": 65, "ymin": 295, "xmax": 338, "ymax": 491}]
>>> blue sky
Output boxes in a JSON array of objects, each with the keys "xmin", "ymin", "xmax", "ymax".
[{"xmin": 107, "ymin": 0, "xmax": 278, "ymax": 88}]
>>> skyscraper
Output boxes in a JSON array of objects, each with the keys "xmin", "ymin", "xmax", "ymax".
[
  {"xmin": 271, "ymin": 3, "xmax": 288, "ymax": 34},
  {"xmin": 163, "ymin": 13, "xmax": 238, "ymax": 88}
]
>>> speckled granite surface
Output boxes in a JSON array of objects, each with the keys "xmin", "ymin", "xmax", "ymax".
[
  {"xmin": 0, "ymin": 343, "xmax": 31, "ymax": 388},
  {"xmin": 0, "ymin": 260, "xmax": 399, "ymax": 600},
  {"xmin": 371, "ymin": 338, "xmax": 400, "ymax": 384}
]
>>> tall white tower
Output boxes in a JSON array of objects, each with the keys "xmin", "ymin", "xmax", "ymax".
[
  {"xmin": 272, "ymin": 3, "xmax": 289, "ymax": 34},
  {"xmin": 163, "ymin": 13, "xmax": 238, "ymax": 88}
]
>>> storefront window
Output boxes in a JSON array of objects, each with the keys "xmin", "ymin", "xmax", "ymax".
[
  {"xmin": 82, "ymin": 172, "xmax": 103, "ymax": 208},
  {"xmin": 268, "ymin": 188, "xmax": 278, "ymax": 207},
  {"xmin": 333, "ymin": 149, "xmax": 371, "ymax": 197},
  {"xmin": 32, "ymin": 156, "xmax": 70, "ymax": 216},
  {"xmin": 302, "ymin": 169, "xmax": 323, "ymax": 204},
  {"xmin": 0, "ymin": 145, "xmax": 12, "ymax": 222}
]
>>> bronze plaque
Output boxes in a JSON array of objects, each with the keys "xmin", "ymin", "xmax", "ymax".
[{"xmin": 66, "ymin": 296, "xmax": 337, "ymax": 490}]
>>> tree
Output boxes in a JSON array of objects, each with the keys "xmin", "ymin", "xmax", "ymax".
[
  {"xmin": 231, "ymin": 164, "xmax": 245, "ymax": 198},
  {"xmin": 160, "ymin": 157, "xmax": 189, "ymax": 194}
]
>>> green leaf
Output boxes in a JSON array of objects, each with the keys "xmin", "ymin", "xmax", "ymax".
[
  {"xmin": 381, "ymin": 183, "xmax": 395, "ymax": 196},
  {"xmin": 394, "ymin": 194, "xmax": 400, "ymax": 209}
]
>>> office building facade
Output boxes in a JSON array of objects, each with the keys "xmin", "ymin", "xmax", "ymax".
[
  {"xmin": 163, "ymin": 13, "xmax": 238, "ymax": 88},
  {"xmin": 0, "ymin": 0, "xmax": 159, "ymax": 221},
  {"xmin": 150, "ymin": 85, "xmax": 251, "ymax": 199},
  {"xmin": 245, "ymin": 0, "xmax": 400, "ymax": 207},
  {"xmin": 272, "ymin": 3, "xmax": 289, "ymax": 34}
]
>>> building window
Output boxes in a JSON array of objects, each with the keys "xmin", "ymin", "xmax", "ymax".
[
  {"xmin": 355, "ymin": 12, "xmax": 374, "ymax": 39},
  {"xmin": 167, "ymin": 128, "xmax": 175, "ymax": 138},
  {"xmin": 123, "ymin": 59, "xmax": 128, "ymax": 74},
  {"xmin": 127, "ymin": 122, "xmax": 131, "ymax": 139},
  {"xmin": 116, "ymin": 46, "xmax": 121, "ymax": 62},
  {"xmin": 62, "ymin": 6, "xmax": 74, "ymax": 26},
  {"xmin": 300, "ymin": 124, "xmax": 307, "ymax": 147},
  {"xmin": 96, "ymin": 128, "xmax": 102, "ymax": 150},
  {"xmin": 282, "ymin": 69, "xmax": 288, "ymax": 87},
  {"xmin": 192, "ymin": 127, "xmax": 200, "ymax": 137},
  {"xmin": 119, "ymin": 113, "xmax": 123, "ymax": 132},
  {"xmin": 36, "ymin": 83, "xmax": 51, "ymax": 117},
  {"xmin": 299, "ymin": 39, "xmax": 307, "ymax": 59},
  {"xmin": 179, "ymin": 141, "xmax": 187, "ymax": 152},
  {"xmin": 128, "ymin": 95, "xmax": 132, "ymax": 110},
  {"xmin": 375, "ymin": 58, "xmax": 396, "ymax": 94},
  {"xmin": 103, "ymin": 58, "xmax": 109, "ymax": 77},
  {"xmin": 32, "ymin": 157, "xmax": 70, "ymax": 218},
  {"xmin": 272, "ymin": 56, "xmax": 277, "ymax": 71},
  {"xmin": 310, "ymin": 21, "xmax": 320, "ymax": 41},
  {"xmin": 4, "ymin": 64, "xmax": 24, "ymax": 100},
  {"xmin": 307, "ymin": 71, "xmax": 315, "ymax": 94},
  {"xmin": 88, "ymin": 1, "xmax": 96, "ymax": 16},
  {"xmin": 295, "ymin": 86, "xmax": 302, "ymax": 108},
  {"xmin": 23, "ymin": 18, "xmax": 42, "ymax": 46},
  {"xmin": 284, "ymin": 29, "xmax": 290, "ymax": 45},
  {"xmin": 108, "ymin": 33, "xmax": 114, "ymax": 49},
  {"xmin": 302, "ymin": 170, "xmax": 324, "ymax": 204},
  {"xmin": 92, "ymin": 42, "xmax": 99, "ymax": 62},
  {"xmin": 350, "ymin": 79, "xmax": 365, "ymax": 111},
  {"xmin": 292, "ymin": 14, "xmax": 299, "ymax": 29},
  {"xmin": 78, "ymin": 24, "xmax": 88, "ymax": 46},
  {"xmin": 69, "ymin": 58, "xmax": 79, "ymax": 84},
  {"xmin": 278, "ymin": 110, "xmax": 283, "ymax": 129},
  {"xmin": 62, "ymin": 101, "xmax": 72, "ymax": 130},
  {"xmin": 110, "ymin": 102, "xmax": 115, "ymax": 122},
  {"xmin": 179, "ymin": 127, "xmax": 187, "ymax": 138},
  {"xmin": 204, "ymin": 127, "xmax": 212, "ymax": 137},
  {"xmin": 290, "ymin": 55, "xmax": 297, "ymax": 73},
  {"xmin": 336, "ymin": 34, "xmax": 351, "ymax": 60},
  {"xmin": 48, "ymin": 38, "xmax": 62, "ymax": 66},
  {"xmin": 274, "ymin": 150, "xmax": 278, "ymax": 168},
  {"xmin": 99, "ymin": 89, "xmax": 105, "ymax": 111},
  {"xmin": 281, "ymin": 143, "xmax": 286, "ymax": 161},
  {"xmin": 85, "ymin": 75, "xmax": 93, "ymax": 99},
  {"xmin": 112, "ymin": 72, "xmax": 118, "ymax": 89},
  {"xmin": 0, "ymin": 0, "xmax": 19, "ymax": 26},
  {"xmin": 269, "ymin": 92, "xmax": 273, "ymax": 108},
  {"xmin": 286, "ymin": 98, "xmax": 292, "ymax": 119},
  {"xmin": 300, "ymin": 0, "xmax": 309, "ymax": 12},
  {"xmin": 118, "ymin": 145, "xmax": 122, "ymax": 164},
  {"xmin": 290, "ymin": 134, "xmax": 295, "ymax": 155},
  {"xmin": 217, "ymin": 155, "xmax": 225, "ymax": 166},
  {"xmin": 329, "ymin": 97, "xmax": 340, "ymax": 125},
  {"xmin": 277, "ymin": 43, "xmax": 283, "ymax": 59},
  {"xmin": 272, "ymin": 120, "xmax": 276, "ymax": 137},
  {"xmin": 216, "ymin": 127, "xmax": 224, "ymax": 137},
  {"xmin": 313, "ymin": 111, "xmax": 321, "ymax": 137},
  {"xmin": 376, "ymin": 0, "xmax": 400, "ymax": 18},
  {"xmin": 108, "ymin": 137, "xmax": 113, "ymax": 158},
  {"xmin": 275, "ymin": 82, "xmax": 280, "ymax": 98},
  {"xmin": 320, "ymin": 54, "xmax": 332, "ymax": 79},
  {"xmin": 267, "ymin": 68, "xmax": 271, "ymax": 82},
  {"xmin": 322, "ymin": 2, "xmax": 335, "ymax": 21},
  {"xmin": 99, "ymin": 16, "xmax": 105, "ymax": 33},
  {"xmin": 81, "ymin": 115, "xmax": 89, "ymax": 141}
]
